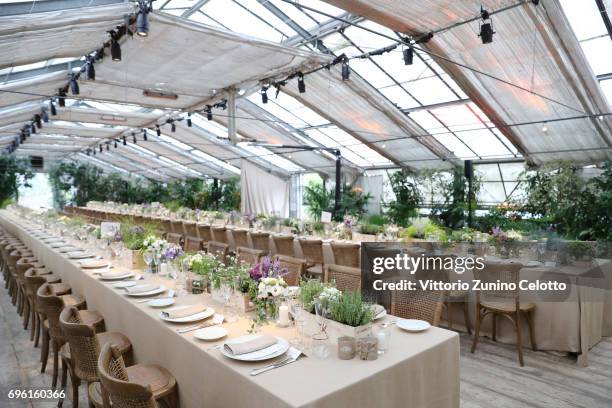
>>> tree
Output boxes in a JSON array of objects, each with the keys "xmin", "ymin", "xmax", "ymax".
[
  {"xmin": 0, "ymin": 156, "xmax": 34, "ymax": 207},
  {"xmin": 385, "ymin": 170, "xmax": 421, "ymax": 226}
]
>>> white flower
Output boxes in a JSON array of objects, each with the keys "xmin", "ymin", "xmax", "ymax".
[{"xmin": 270, "ymin": 285, "xmax": 282, "ymax": 297}]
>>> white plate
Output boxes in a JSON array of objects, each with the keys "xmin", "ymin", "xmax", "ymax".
[
  {"xmin": 80, "ymin": 260, "xmax": 109, "ymax": 269},
  {"xmin": 148, "ymin": 298, "xmax": 175, "ymax": 308},
  {"xmin": 99, "ymin": 272, "xmax": 134, "ymax": 281},
  {"xmin": 159, "ymin": 306, "xmax": 214, "ymax": 323},
  {"xmin": 221, "ymin": 335, "xmax": 290, "ymax": 361},
  {"xmin": 125, "ymin": 285, "xmax": 166, "ymax": 297},
  {"xmin": 67, "ymin": 251, "xmax": 95, "ymax": 259},
  {"xmin": 57, "ymin": 246, "xmax": 79, "ymax": 253},
  {"xmin": 48, "ymin": 242, "xmax": 66, "ymax": 248},
  {"xmin": 193, "ymin": 326, "xmax": 227, "ymax": 341},
  {"xmin": 113, "ymin": 281, "xmax": 137, "ymax": 289},
  {"xmin": 397, "ymin": 319, "xmax": 430, "ymax": 332}
]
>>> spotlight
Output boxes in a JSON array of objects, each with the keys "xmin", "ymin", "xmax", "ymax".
[
  {"xmin": 86, "ymin": 60, "xmax": 95, "ymax": 80},
  {"xmin": 58, "ymin": 89, "xmax": 66, "ymax": 107},
  {"xmin": 156, "ymin": 125, "xmax": 161, "ymax": 136},
  {"xmin": 41, "ymin": 109, "xmax": 49, "ymax": 123},
  {"xmin": 87, "ymin": 149, "xmax": 90, "ymax": 156},
  {"xmin": 136, "ymin": 7, "xmax": 149, "ymax": 37},
  {"xmin": 171, "ymin": 122, "xmax": 176, "ymax": 132},
  {"xmin": 541, "ymin": 124, "xmax": 548, "ymax": 133},
  {"xmin": 403, "ymin": 47, "xmax": 414, "ymax": 65},
  {"xmin": 106, "ymin": 143, "xmax": 110, "ymax": 151},
  {"xmin": 187, "ymin": 113, "xmax": 192, "ymax": 127},
  {"xmin": 111, "ymin": 38, "xmax": 121, "ymax": 61},
  {"xmin": 478, "ymin": 7, "xmax": 494, "ymax": 44},
  {"xmin": 261, "ymin": 87, "xmax": 268, "ymax": 104},
  {"xmin": 50, "ymin": 101, "xmax": 57, "ymax": 116},
  {"xmin": 298, "ymin": 73, "xmax": 305, "ymax": 93},
  {"xmin": 382, "ymin": 144, "xmax": 387, "ymax": 149},
  {"xmin": 132, "ymin": 132, "xmax": 137, "ymax": 144},
  {"xmin": 70, "ymin": 75, "xmax": 80, "ymax": 95},
  {"xmin": 99, "ymin": 144, "xmax": 103, "ymax": 153},
  {"xmin": 341, "ymin": 60, "xmax": 350, "ymax": 81},
  {"xmin": 122, "ymin": 135, "xmax": 127, "ymax": 145},
  {"xmin": 143, "ymin": 129, "xmax": 148, "ymax": 141},
  {"xmin": 34, "ymin": 114, "xmax": 42, "ymax": 129},
  {"xmin": 31, "ymin": 123, "xmax": 36, "ymax": 134},
  {"xmin": 206, "ymin": 107, "xmax": 212, "ymax": 121},
  {"xmin": 114, "ymin": 139, "xmax": 118, "ymax": 148},
  {"xmin": 93, "ymin": 148, "xmax": 96, "ymax": 155}
]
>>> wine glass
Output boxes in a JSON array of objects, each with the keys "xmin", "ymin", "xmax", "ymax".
[
  {"xmin": 314, "ymin": 298, "xmax": 328, "ymax": 339},
  {"xmin": 290, "ymin": 300, "xmax": 306, "ymax": 347},
  {"xmin": 220, "ymin": 277, "xmax": 237, "ymax": 323},
  {"xmin": 143, "ymin": 250, "xmax": 154, "ymax": 275}
]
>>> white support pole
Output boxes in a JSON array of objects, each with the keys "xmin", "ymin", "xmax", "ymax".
[{"xmin": 228, "ymin": 89, "xmax": 238, "ymax": 145}]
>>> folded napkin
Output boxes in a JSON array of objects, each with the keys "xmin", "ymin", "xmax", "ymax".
[
  {"xmin": 162, "ymin": 305, "xmax": 207, "ymax": 319},
  {"xmin": 125, "ymin": 284, "xmax": 159, "ymax": 294},
  {"xmin": 371, "ymin": 304, "xmax": 385, "ymax": 316},
  {"xmin": 224, "ymin": 335, "xmax": 277, "ymax": 356},
  {"xmin": 100, "ymin": 271, "xmax": 126, "ymax": 279}
]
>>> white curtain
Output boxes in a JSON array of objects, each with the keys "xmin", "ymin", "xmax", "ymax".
[
  {"xmin": 359, "ymin": 174, "xmax": 384, "ymax": 215},
  {"xmin": 240, "ymin": 160, "xmax": 289, "ymax": 217}
]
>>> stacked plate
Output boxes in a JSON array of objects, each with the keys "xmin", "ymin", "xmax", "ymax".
[
  {"xmin": 67, "ymin": 251, "xmax": 95, "ymax": 259},
  {"xmin": 221, "ymin": 335, "xmax": 289, "ymax": 361},
  {"xmin": 396, "ymin": 319, "xmax": 431, "ymax": 332},
  {"xmin": 124, "ymin": 284, "xmax": 166, "ymax": 297},
  {"xmin": 80, "ymin": 260, "xmax": 109, "ymax": 269},
  {"xmin": 98, "ymin": 271, "xmax": 134, "ymax": 280},
  {"xmin": 159, "ymin": 306, "xmax": 214, "ymax": 323}
]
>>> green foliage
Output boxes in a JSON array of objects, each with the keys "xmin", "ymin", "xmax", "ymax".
[
  {"xmin": 429, "ymin": 167, "xmax": 480, "ymax": 229},
  {"xmin": 0, "ymin": 156, "xmax": 34, "ymax": 204},
  {"xmin": 339, "ymin": 185, "xmax": 372, "ymax": 219},
  {"xmin": 0, "ymin": 197, "xmax": 15, "ymax": 209},
  {"xmin": 120, "ymin": 222, "xmax": 160, "ymax": 250},
  {"xmin": 385, "ymin": 170, "xmax": 420, "ymax": 226},
  {"xmin": 299, "ymin": 279, "xmax": 326, "ymax": 312},
  {"xmin": 303, "ymin": 181, "xmax": 333, "ymax": 221},
  {"xmin": 366, "ymin": 214, "xmax": 389, "ymax": 226},
  {"xmin": 565, "ymin": 241, "xmax": 594, "ymax": 259},
  {"xmin": 328, "ymin": 292, "xmax": 374, "ymax": 327},
  {"xmin": 358, "ymin": 223, "xmax": 383, "ymax": 235}
]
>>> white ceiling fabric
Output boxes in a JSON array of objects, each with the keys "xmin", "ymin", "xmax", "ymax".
[
  {"xmin": 54, "ymin": 107, "xmax": 159, "ymax": 128},
  {"xmin": 0, "ymin": 71, "xmax": 66, "ymax": 108},
  {"xmin": 282, "ymin": 65, "xmax": 454, "ymax": 169},
  {"xmin": 0, "ymin": 3, "xmax": 135, "ymax": 70},
  {"xmin": 322, "ymin": 0, "xmax": 612, "ymax": 164}
]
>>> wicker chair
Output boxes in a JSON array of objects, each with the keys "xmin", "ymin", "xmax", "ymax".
[
  {"xmin": 36, "ymin": 283, "xmax": 103, "ymax": 388},
  {"xmin": 298, "ymin": 238, "xmax": 324, "ymax": 279},
  {"xmin": 170, "ymin": 220, "xmax": 184, "ymax": 236},
  {"xmin": 211, "ymin": 226, "xmax": 228, "ymax": 245},
  {"xmin": 275, "ymin": 255, "xmax": 305, "ymax": 286},
  {"xmin": 197, "ymin": 224, "xmax": 213, "ymax": 246},
  {"xmin": 97, "ymin": 344, "xmax": 178, "ymax": 408},
  {"xmin": 165, "ymin": 233, "xmax": 183, "ymax": 248},
  {"xmin": 59, "ymin": 307, "xmax": 133, "ymax": 408},
  {"xmin": 7, "ymin": 250, "xmax": 22, "ymax": 305},
  {"xmin": 207, "ymin": 241, "xmax": 229, "ymax": 263},
  {"xmin": 236, "ymin": 247, "xmax": 262, "ymax": 266},
  {"xmin": 273, "ymin": 235, "xmax": 295, "ymax": 257},
  {"xmin": 161, "ymin": 220, "xmax": 173, "ymax": 236},
  {"xmin": 24, "ymin": 268, "xmax": 61, "ymax": 346},
  {"xmin": 330, "ymin": 242, "xmax": 360, "ymax": 268},
  {"xmin": 15, "ymin": 257, "xmax": 35, "ymax": 320},
  {"xmin": 390, "ymin": 289, "xmax": 445, "ymax": 326},
  {"xmin": 250, "ymin": 232, "xmax": 270, "ymax": 253},
  {"xmin": 471, "ymin": 261, "xmax": 536, "ymax": 366},
  {"xmin": 324, "ymin": 264, "xmax": 361, "ymax": 292},
  {"xmin": 231, "ymin": 229, "xmax": 250, "ymax": 250},
  {"xmin": 183, "ymin": 222, "xmax": 202, "ymax": 251}
]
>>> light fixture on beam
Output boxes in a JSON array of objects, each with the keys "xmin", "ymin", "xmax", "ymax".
[
  {"xmin": 136, "ymin": 2, "xmax": 150, "ymax": 37},
  {"xmin": 143, "ymin": 89, "xmax": 178, "ymax": 100},
  {"xmin": 50, "ymin": 101, "xmax": 57, "ymax": 116},
  {"xmin": 142, "ymin": 128, "xmax": 148, "ymax": 141},
  {"xmin": 478, "ymin": 7, "xmax": 495, "ymax": 44},
  {"xmin": 206, "ymin": 106, "xmax": 213, "ymax": 121},
  {"xmin": 111, "ymin": 36, "xmax": 121, "ymax": 61},
  {"xmin": 341, "ymin": 60, "xmax": 350, "ymax": 81},
  {"xmin": 69, "ymin": 74, "xmax": 80, "ymax": 95},
  {"xmin": 187, "ymin": 112, "xmax": 192, "ymax": 127},
  {"xmin": 41, "ymin": 109, "xmax": 49, "ymax": 123},
  {"xmin": 403, "ymin": 46, "xmax": 414, "ymax": 65},
  {"xmin": 86, "ymin": 58, "xmax": 95, "ymax": 80},
  {"xmin": 297, "ymin": 73, "xmax": 305, "ymax": 93},
  {"xmin": 156, "ymin": 124, "xmax": 161, "ymax": 136},
  {"xmin": 122, "ymin": 135, "xmax": 127, "ymax": 145},
  {"xmin": 58, "ymin": 89, "xmax": 66, "ymax": 107}
]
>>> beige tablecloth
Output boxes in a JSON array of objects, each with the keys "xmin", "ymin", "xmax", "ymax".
[{"xmin": 1, "ymin": 211, "xmax": 460, "ymax": 408}]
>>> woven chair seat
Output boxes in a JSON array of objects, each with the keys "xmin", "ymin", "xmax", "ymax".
[
  {"xmin": 43, "ymin": 274, "xmax": 61, "ymax": 284},
  {"xmin": 126, "ymin": 364, "xmax": 177, "ymax": 397},
  {"xmin": 61, "ymin": 294, "xmax": 86, "ymax": 308},
  {"xmin": 45, "ymin": 310, "xmax": 105, "ymax": 332},
  {"xmin": 49, "ymin": 282, "xmax": 72, "ymax": 295},
  {"xmin": 446, "ymin": 290, "xmax": 469, "ymax": 299},
  {"xmin": 306, "ymin": 265, "xmax": 323, "ymax": 276},
  {"xmin": 97, "ymin": 332, "xmax": 133, "ymax": 355},
  {"xmin": 480, "ymin": 300, "xmax": 536, "ymax": 313}
]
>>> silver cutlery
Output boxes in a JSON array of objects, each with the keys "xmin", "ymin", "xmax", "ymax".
[
  {"xmin": 178, "ymin": 314, "xmax": 224, "ymax": 333},
  {"xmin": 382, "ymin": 320, "xmax": 398, "ymax": 328},
  {"xmin": 250, "ymin": 348, "xmax": 303, "ymax": 376},
  {"xmin": 207, "ymin": 344, "xmax": 223, "ymax": 351}
]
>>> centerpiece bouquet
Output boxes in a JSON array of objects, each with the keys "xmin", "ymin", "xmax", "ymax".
[
  {"xmin": 488, "ymin": 227, "xmax": 522, "ymax": 257},
  {"xmin": 245, "ymin": 255, "xmax": 289, "ymax": 328}
]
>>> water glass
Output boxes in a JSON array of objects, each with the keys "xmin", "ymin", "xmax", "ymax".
[
  {"xmin": 374, "ymin": 325, "xmax": 391, "ymax": 354},
  {"xmin": 312, "ymin": 332, "xmax": 331, "ymax": 359}
]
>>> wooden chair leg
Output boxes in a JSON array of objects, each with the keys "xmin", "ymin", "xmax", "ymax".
[
  {"xmin": 492, "ymin": 313, "xmax": 497, "ymax": 342},
  {"xmin": 34, "ymin": 314, "xmax": 40, "ymax": 347},
  {"xmin": 52, "ymin": 340, "xmax": 59, "ymax": 388},
  {"xmin": 515, "ymin": 311, "xmax": 524, "ymax": 366},
  {"xmin": 29, "ymin": 305, "xmax": 36, "ymax": 341},
  {"xmin": 463, "ymin": 300, "xmax": 472, "ymax": 335},
  {"xmin": 470, "ymin": 306, "xmax": 482, "ymax": 354},
  {"xmin": 41, "ymin": 329, "xmax": 49, "ymax": 373},
  {"xmin": 527, "ymin": 311, "xmax": 537, "ymax": 351},
  {"xmin": 22, "ymin": 298, "xmax": 30, "ymax": 329},
  {"xmin": 58, "ymin": 358, "xmax": 68, "ymax": 408},
  {"xmin": 69, "ymin": 364, "xmax": 80, "ymax": 408}
]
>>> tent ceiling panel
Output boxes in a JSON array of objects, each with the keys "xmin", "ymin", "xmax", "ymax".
[
  {"xmin": 0, "ymin": 71, "xmax": 66, "ymax": 108},
  {"xmin": 54, "ymin": 107, "xmax": 160, "ymax": 127},
  {"xmin": 0, "ymin": 3, "xmax": 135, "ymax": 70},
  {"xmin": 321, "ymin": 0, "xmax": 612, "ymax": 165},
  {"xmin": 0, "ymin": 102, "xmax": 44, "ymax": 128},
  {"xmin": 282, "ymin": 66, "xmax": 454, "ymax": 169},
  {"xmin": 36, "ymin": 123, "xmax": 123, "ymax": 139},
  {"xmin": 91, "ymin": 12, "xmax": 331, "ymax": 110}
]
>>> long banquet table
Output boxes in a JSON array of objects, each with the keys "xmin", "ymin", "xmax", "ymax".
[{"xmin": 1, "ymin": 210, "xmax": 460, "ymax": 408}]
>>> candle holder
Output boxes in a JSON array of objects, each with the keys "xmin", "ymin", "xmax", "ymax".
[
  {"xmin": 357, "ymin": 336, "xmax": 378, "ymax": 361},
  {"xmin": 337, "ymin": 336, "xmax": 356, "ymax": 360}
]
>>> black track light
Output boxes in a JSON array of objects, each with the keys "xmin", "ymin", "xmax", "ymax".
[
  {"xmin": 111, "ymin": 37, "xmax": 121, "ymax": 61},
  {"xmin": 86, "ymin": 60, "xmax": 95, "ymax": 80},
  {"xmin": 87, "ymin": 149, "xmax": 90, "ymax": 156},
  {"xmin": 70, "ymin": 75, "xmax": 80, "ymax": 95},
  {"xmin": 50, "ymin": 101, "xmax": 57, "ymax": 116},
  {"xmin": 114, "ymin": 139, "xmax": 118, "ymax": 148},
  {"xmin": 106, "ymin": 143, "xmax": 110, "ymax": 151},
  {"xmin": 99, "ymin": 144, "xmax": 103, "ymax": 153},
  {"xmin": 122, "ymin": 135, "xmax": 127, "ymax": 145},
  {"xmin": 341, "ymin": 60, "xmax": 350, "ymax": 81},
  {"xmin": 187, "ymin": 113, "xmax": 192, "ymax": 127},
  {"xmin": 403, "ymin": 46, "xmax": 414, "ymax": 65},
  {"xmin": 58, "ymin": 89, "xmax": 66, "ymax": 107},
  {"xmin": 261, "ymin": 87, "xmax": 268, "ymax": 104},
  {"xmin": 42, "ymin": 109, "xmax": 49, "ymax": 123},
  {"xmin": 31, "ymin": 123, "xmax": 36, "ymax": 134},
  {"xmin": 171, "ymin": 122, "xmax": 176, "ymax": 132},
  {"xmin": 93, "ymin": 148, "xmax": 96, "ymax": 155},
  {"xmin": 478, "ymin": 7, "xmax": 494, "ymax": 44},
  {"xmin": 34, "ymin": 114, "xmax": 42, "ymax": 129},
  {"xmin": 297, "ymin": 73, "xmax": 305, "ymax": 93},
  {"xmin": 136, "ymin": 6, "xmax": 149, "ymax": 37},
  {"xmin": 206, "ymin": 107, "xmax": 212, "ymax": 121},
  {"xmin": 132, "ymin": 133, "xmax": 137, "ymax": 144},
  {"xmin": 156, "ymin": 125, "xmax": 161, "ymax": 136},
  {"xmin": 143, "ymin": 129, "xmax": 148, "ymax": 141}
]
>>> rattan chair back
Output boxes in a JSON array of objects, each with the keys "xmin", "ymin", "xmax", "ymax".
[
  {"xmin": 391, "ymin": 289, "xmax": 444, "ymax": 326},
  {"xmin": 250, "ymin": 232, "xmax": 270, "ymax": 253},
  {"xmin": 325, "ymin": 264, "xmax": 361, "ymax": 292},
  {"xmin": 236, "ymin": 247, "xmax": 262, "ymax": 266},
  {"xmin": 330, "ymin": 242, "xmax": 360, "ymax": 267},
  {"xmin": 273, "ymin": 235, "xmax": 295, "ymax": 257},
  {"xmin": 275, "ymin": 255, "xmax": 305, "ymax": 286}
]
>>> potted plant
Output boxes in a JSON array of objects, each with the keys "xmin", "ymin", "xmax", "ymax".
[
  {"xmin": 119, "ymin": 223, "xmax": 160, "ymax": 269},
  {"xmin": 566, "ymin": 240, "xmax": 594, "ymax": 267},
  {"xmin": 353, "ymin": 223, "xmax": 383, "ymax": 242}
]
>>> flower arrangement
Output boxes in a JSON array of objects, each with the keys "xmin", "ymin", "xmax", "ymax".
[
  {"xmin": 488, "ymin": 227, "xmax": 522, "ymax": 257},
  {"xmin": 248, "ymin": 255, "xmax": 288, "ymax": 282},
  {"xmin": 162, "ymin": 243, "xmax": 183, "ymax": 262},
  {"xmin": 257, "ymin": 277, "xmax": 288, "ymax": 299},
  {"xmin": 318, "ymin": 286, "xmax": 342, "ymax": 305},
  {"xmin": 142, "ymin": 235, "xmax": 168, "ymax": 252}
]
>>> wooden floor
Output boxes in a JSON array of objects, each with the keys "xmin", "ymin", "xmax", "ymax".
[{"xmin": 1, "ymin": 289, "xmax": 611, "ymax": 408}]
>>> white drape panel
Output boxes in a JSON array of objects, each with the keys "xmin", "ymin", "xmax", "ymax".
[
  {"xmin": 240, "ymin": 160, "xmax": 289, "ymax": 217},
  {"xmin": 359, "ymin": 174, "xmax": 384, "ymax": 215}
]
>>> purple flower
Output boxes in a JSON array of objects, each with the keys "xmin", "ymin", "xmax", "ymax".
[{"xmin": 163, "ymin": 244, "xmax": 183, "ymax": 261}]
